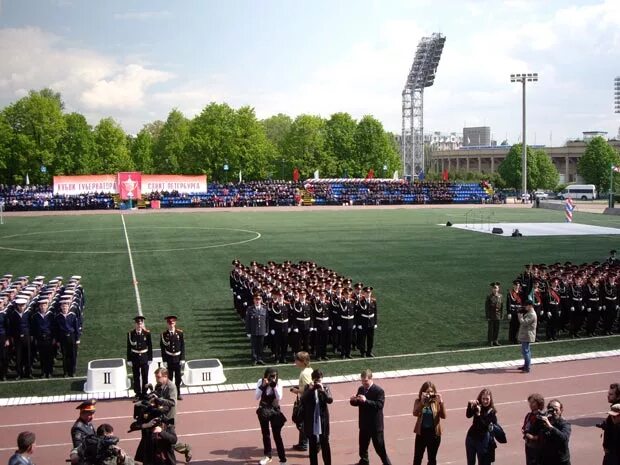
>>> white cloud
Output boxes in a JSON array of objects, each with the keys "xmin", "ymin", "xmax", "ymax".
[{"xmin": 113, "ymin": 10, "xmax": 171, "ymax": 21}]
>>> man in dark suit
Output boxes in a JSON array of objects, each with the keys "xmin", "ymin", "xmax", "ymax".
[
  {"xmin": 160, "ymin": 315, "xmax": 185, "ymax": 399},
  {"xmin": 349, "ymin": 369, "xmax": 392, "ymax": 465}
]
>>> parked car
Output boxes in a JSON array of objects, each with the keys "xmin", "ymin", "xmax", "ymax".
[{"xmin": 533, "ymin": 191, "xmax": 548, "ymax": 200}]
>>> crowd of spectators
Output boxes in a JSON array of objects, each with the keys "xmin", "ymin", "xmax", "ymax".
[
  {"xmin": 0, "ymin": 179, "xmax": 491, "ymax": 211},
  {"xmin": 0, "ymin": 185, "xmax": 113, "ymax": 211}
]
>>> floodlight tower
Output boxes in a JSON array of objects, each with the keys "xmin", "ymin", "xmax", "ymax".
[
  {"xmin": 615, "ymin": 77, "xmax": 620, "ymax": 138},
  {"xmin": 401, "ymin": 33, "xmax": 446, "ymax": 180},
  {"xmin": 510, "ymin": 72, "xmax": 538, "ymax": 197}
]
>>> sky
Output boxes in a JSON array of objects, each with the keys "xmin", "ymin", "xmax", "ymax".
[{"xmin": 0, "ymin": 0, "xmax": 619, "ymax": 145}]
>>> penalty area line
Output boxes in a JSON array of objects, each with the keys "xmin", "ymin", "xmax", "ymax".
[{"xmin": 121, "ymin": 214, "xmax": 143, "ymax": 316}]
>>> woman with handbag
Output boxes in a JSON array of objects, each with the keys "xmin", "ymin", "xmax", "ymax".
[
  {"xmin": 412, "ymin": 381, "xmax": 446, "ymax": 465},
  {"xmin": 465, "ymin": 388, "xmax": 498, "ymax": 465},
  {"xmin": 256, "ymin": 367, "xmax": 287, "ymax": 465}
]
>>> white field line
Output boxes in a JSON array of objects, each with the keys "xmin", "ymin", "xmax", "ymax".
[{"xmin": 121, "ymin": 214, "xmax": 142, "ymax": 316}]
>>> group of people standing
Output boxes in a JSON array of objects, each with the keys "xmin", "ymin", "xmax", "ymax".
[
  {"xmin": 485, "ymin": 254, "xmax": 619, "ymax": 346},
  {"xmin": 0, "ymin": 274, "xmax": 85, "ymax": 379},
  {"xmin": 232, "ymin": 260, "xmax": 379, "ymax": 365}
]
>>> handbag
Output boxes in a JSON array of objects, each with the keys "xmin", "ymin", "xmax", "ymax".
[
  {"xmin": 490, "ymin": 422, "xmax": 507, "ymax": 444},
  {"xmin": 292, "ymin": 396, "xmax": 304, "ymax": 425}
]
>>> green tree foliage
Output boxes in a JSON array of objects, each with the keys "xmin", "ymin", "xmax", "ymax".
[
  {"xmin": 131, "ymin": 128, "xmax": 155, "ymax": 174},
  {"xmin": 577, "ymin": 136, "xmax": 620, "ymax": 193},
  {"xmin": 153, "ymin": 109, "xmax": 189, "ymax": 174},
  {"xmin": 261, "ymin": 113, "xmax": 292, "ymax": 158},
  {"xmin": 93, "ymin": 118, "xmax": 134, "ymax": 173},
  {"xmin": 0, "ymin": 114, "xmax": 12, "ymax": 175},
  {"xmin": 325, "ymin": 112, "xmax": 357, "ymax": 177},
  {"xmin": 498, "ymin": 144, "xmax": 559, "ymax": 191},
  {"xmin": 282, "ymin": 115, "xmax": 332, "ymax": 178},
  {"xmin": 2, "ymin": 89, "xmax": 67, "ymax": 183},
  {"xmin": 354, "ymin": 116, "xmax": 401, "ymax": 178},
  {"xmin": 56, "ymin": 113, "xmax": 96, "ymax": 175}
]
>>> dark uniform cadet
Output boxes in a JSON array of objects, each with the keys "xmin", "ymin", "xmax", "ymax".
[
  {"xmin": 30, "ymin": 298, "xmax": 56, "ymax": 378},
  {"xmin": 357, "ymin": 287, "xmax": 378, "ymax": 357},
  {"xmin": 338, "ymin": 289, "xmax": 356, "ymax": 359},
  {"xmin": 246, "ymin": 292, "xmax": 269, "ymax": 366},
  {"xmin": 330, "ymin": 284, "xmax": 343, "ymax": 354},
  {"xmin": 292, "ymin": 290, "xmax": 312, "ymax": 353},
  {"xmin": 55, "ymin": 299, "xmax": 81, "ymax": 377},
  {"xmin": 268, "ymin": 290, "xmax": 290, "ymax": 364},
  {"xmin": 544, "ymin": 279, "xmax": 562, "ymax": 341},
  {"xmin": 71, "ymin": 399, "xmax": 97, "ymax": 450},
  {"xmin": 531, "ymin": 280, "xmax": 544, "ymax": 339},
  {"xmin": 607, "ymin": 249, "xmax": 618, "ymax": 266},
  {"xmin": 584, "ymin": 275, "xmax": 601, "ymax": 337},
  {"xmin": 9, "ymin": 297, "xmax": 33, "ymax": 379},
  {"xmin": 602, "ymin": 274, "xmax": 619, "ymax": 335},
  {"xmin": 160, "ymin": 315, "xmax": 185, "ymax": 399},
  {"xmin": 127, "ymin": 315, "xmax": 153, "ymax": 399},
  {"xmin": 568, "ymin": 275, "xmax": 585, "ymax": 338},
  {"xmin": 558, "ymin": 273, "xmax": 571, "ymax": 332},
  {"xmin": 0, "ymin": 296, "xmax": 10, "ymax": 380},
  {"xmin": 485, "ymin": 282, "xmax": 503, "ymax": 346},
  {"xmin": 506, "ymin": 280, "xmax": 522, "ymax": 344},
  {"xmin": 312, "ymin": 290, "xmax": 331, "ymax": 361}
]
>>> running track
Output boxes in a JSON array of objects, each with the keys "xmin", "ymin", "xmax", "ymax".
[{"xmin": 0, "ymin": 356, "xmax": 617, "ymax": 465}]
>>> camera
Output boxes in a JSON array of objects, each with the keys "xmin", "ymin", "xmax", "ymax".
[
  {"xmin": 267, "ymin": 374, "xmax": 278, "ymax": 388},
  {"xmin": 82, "ymin": 435, "xmax": 120, "ymax": 464},
  {"xmin": 536, "ymin": 407, "xmax": 555, "ymax": 420},
  {"xmin": 128, "ymin": 398, "xmax": 169, "ymax": 432}
]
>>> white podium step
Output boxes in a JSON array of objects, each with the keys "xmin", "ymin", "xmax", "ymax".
[
  {"xmin": 183, "ymin": 359, "xmax": 226, "ymax": 386},
  {"xmin": 84, "ymin": 358, "xmax": 131, "ymax": 393}
]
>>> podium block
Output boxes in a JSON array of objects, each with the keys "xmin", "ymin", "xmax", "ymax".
[
  {"xmin": 84, "ymin": 358, "xmax": 131, "ymax": 393},
  {"xmin": 183, "ymin": 359, "xmax": 226, "ymax": 386}
]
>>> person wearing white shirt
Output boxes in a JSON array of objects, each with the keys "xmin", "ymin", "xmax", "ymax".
[{"xmin": 255, "ymin": 367, "xmax": 287, "ymax": 465}]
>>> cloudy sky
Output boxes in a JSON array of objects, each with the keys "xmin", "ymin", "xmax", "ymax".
[{"xmin": 0, "ymin": 0, "xmax": 619, "ymax": 145}]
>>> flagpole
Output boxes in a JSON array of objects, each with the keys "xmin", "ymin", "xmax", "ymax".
[{"xmin": 611, "ymin": 163, "xmax": 614, "ymax": 208}]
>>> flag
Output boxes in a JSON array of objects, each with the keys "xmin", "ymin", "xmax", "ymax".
[
  {"xmin": 366, "ymin": 169, "xmax": 375, "ymax": 179},
  {"xmin": 392, "ymin": 170, "xmax": 399, "ymax": 179},
  {"xmin": 613, "ymin": 165, "xmax": 620, "ymax": 173},
  {"xmin": 25, "ymin": 173, "xmax": 30, "ymax": 186},
  {"xmin": 238, "ymin": 170, "xmax": 242, "ymax": 183},
  {"xmin": 313, "ymin": 170, "xmax": 319, "ymax": 180},
  {"xmin": 442, "ymin": 169, "xmax": 449, "ymax": 181},
  {"xmin": 293, "ymin": 168, "xmax": 300, "ymax": 182}
]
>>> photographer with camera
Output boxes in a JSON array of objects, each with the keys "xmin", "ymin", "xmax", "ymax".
[
  {"xmin": 255, "ymin": 367, "xmax": 287, "ymax": 465},
  {"xmin": 300, "ymin": 369, "xmax": 333, "ymax": 465},
  {"xmin": 70, "ymin": 424, "xmax": 134, "ymax": 465},
  {"xmin": 412, "ymin": 381, "xmax": 446, "ymax": 465},
  {"xmin": 134, "ymin": 418, "xmax": 177, "ymax": 465},
  {"xmin": 465, "ymin": 388, "xmax": 497, "ymax": 465},
  {"xmin": 522, "ymin": 393, "xmax": 545, "ymax": 465},
  {"xmin": 538, "ymin": 399, "xmax": 571, "ymax": 465}
]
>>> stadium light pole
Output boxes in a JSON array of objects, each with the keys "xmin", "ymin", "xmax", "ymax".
[{"xmin": 510, "ymin": 73, "xmax": 538, "ymax": 198}]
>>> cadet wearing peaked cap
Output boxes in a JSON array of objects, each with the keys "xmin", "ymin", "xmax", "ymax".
[
  {"xmin": 486, "ymin": 282, "xmax": 503, "ymax": 346},
  {"xmin": 127, "ymin": 315, "xmax": 152, "ymax": 399},
  {"xmin": 160, "ymin": 315, "xmax": 185, "ymax": 399},
  {"xmin": 10, "ymin": 297, "xmax": 33, "ymax": 379}
]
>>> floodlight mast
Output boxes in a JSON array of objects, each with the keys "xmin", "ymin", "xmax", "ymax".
[
  {"xmin": 401, "ymin": 33, "xmax": 446, "ymax": 180},
  {"xmin": 510, "ymin": 72, "xmax": 538, "ymax": 198},
  {"xmin": 615, "ymin": 76, "xmax": 620, "ymax": 114}
]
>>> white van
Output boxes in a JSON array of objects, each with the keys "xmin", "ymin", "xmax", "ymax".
[{"xmin": 558, "ymin": 184, "xmax": 597, "ymax": 200}]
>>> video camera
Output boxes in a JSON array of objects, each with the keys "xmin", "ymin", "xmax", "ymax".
[
  {"xmin": 83, "ymin": 435, "xmax": 120, "ymax": 464},
  {"xmin": 128, "ymin": 384, "xmax": 170, "ymax": 432},
  {"xmin": 536, "ymin": 407, "xmax": 555, "ymax": 420}
]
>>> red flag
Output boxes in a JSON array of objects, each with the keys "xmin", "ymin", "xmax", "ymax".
[
  {"xmin": 293, "ymin": 168, "xmax": 300, "ymax": 182},
  {"xmin": 442, "ymin": 169, "xmax": 449, "ymax": 181},
  {"xmin": 366, "ymin": 168, "xmax": 375, "ymax": 179}
]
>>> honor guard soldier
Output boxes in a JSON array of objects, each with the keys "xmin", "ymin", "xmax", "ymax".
[
  {"xmin": 485, "ymin": 282, "xmax": 503, "ymax": 346},
  {"xmin": 0, "ymin": 297, "xmax": 9, "ymax": 380},
  {"xmin": 55, "ymin": 299, "xmax": 81, "ymax": 377},
  {"xmin": 245, "ymin": 292, "xmax": 269, "ymax": 365},
  {"xmin": 71, "ymin": 400, "xmax": 97, "ymax": 450},
  {"xmin": 506, "ymin": 280, "xmax": 522, "ymax": 344},
  {"xmin": 339, "ymin": 289, "xmax": 356, "ymax": 359},
  {"xmin": 544, "ymin": 279, "xmax": 562, "ymax": 341},
  {"xmin": 330, "ymin": 284, "xmax": 343, "ymax": 354},
  {"xmin": 31, "ymin": 298, "xmax": 55, "ymax": 378},
  {"xmin": 602, "ymin": 274, "xmax": 618, "ymax": 335},
  {"xmin": 127, "ymin": 315, "xmax": 153, "ymax": 399},
  {"xmin": 9, "ymin": 297, "xmax": 33, "ymax": 379},
  {"xmin": 268, "ymin": 290, "xmax": 290, "ymax": 364},
  {"xmin": 292, "ymin": 290, "xmax": 312, "ymax": 353},
  {"xmin": 312, "ymin": 290, "xmax": 331, "ymax": 361},
  {"xmin": 160, "ymin": 315, "xmax": 185, "ymax": 399},
  {"xmin": 569, "ymin": 275, "xmax": 584, "ymax": 338},
  {"xmin": 584, "ymin": 275, "xmax": 601, "ymax": 337},
  {"xmin": 358, "ymin": 287, "xmax": 378, "ymax": 357}
]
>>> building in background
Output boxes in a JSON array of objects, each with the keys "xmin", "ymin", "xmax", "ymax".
[
  {"xmin": 424, "ymin": 131, "xmax": 462, "ymax": 150},
  {"xmin": 462, "ymin": 126, "xmax": 491, "ymax": 147}
]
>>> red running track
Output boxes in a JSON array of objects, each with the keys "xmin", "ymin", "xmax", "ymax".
[{"xmin": 0, "ymin": 356, "xmax": 618, "ymax": 465}]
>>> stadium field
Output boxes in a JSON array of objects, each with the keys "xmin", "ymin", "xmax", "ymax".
[{"xmin": 0, "ymin": 206, "xmax": 618, "ymax": 397}]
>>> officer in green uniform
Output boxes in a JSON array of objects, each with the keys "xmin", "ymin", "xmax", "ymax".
[{"xmin": 485, "ymin": 282, "xmax": 503, "ymax": 346}]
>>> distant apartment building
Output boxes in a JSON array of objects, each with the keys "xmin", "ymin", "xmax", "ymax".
[
  {"xmin": 424, "ymin": 131, "xmax": 462, "ymax": 150},
  {"xmin": 463, "ymin": 126, "xmax": 491, "ymax": 147}
]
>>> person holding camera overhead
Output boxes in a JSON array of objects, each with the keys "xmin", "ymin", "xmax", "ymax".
[
  {"xmin": 522, "ymin": 393, "xmax": 545, "ymax": 465},
  {"xmin": 300, "ymin": 369, "xmax": 333, "ymax": 465},
  {"xmin": 465, "ymin": 388, "xmax": 498, "ymax": 465},
  {"xmin": 538, "ymin": 399, "xmax": 571, "ymax": 465},
  {"xmin": 255, "ymin": 367, "xmax": 288, "ymax": 465},
  {"xmin": 412, "ymin": 381, "xmax": 446, "ymax": 465}
]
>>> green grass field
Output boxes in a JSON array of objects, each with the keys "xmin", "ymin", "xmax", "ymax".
[{"xmin": 0, "ymin": 206, "xmax": 618, "ymax": 397}]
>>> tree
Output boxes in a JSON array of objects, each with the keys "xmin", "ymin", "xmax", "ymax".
[
  {"xmin": 56, "ymin": 113, "xmax": 96, "ymax": 175},
  {"xmin": 261, "ymin": 113, "xmax": 292, "ymax": 158},
  {"xmin": 234, "ymin": 106, "xmax": 275, "ymax": 180},
  {"xmin": 325, "ymin": 112, "xmax": 357, "ymax": 177},
  {"xmin": 282, "ymin": 115, "xmax": 331, "ymax": 179},
  {"xmin": 0, "ymin": 114, "xmax": 13, "ymax": 182},
  {"xmin": 497, "ymin": 144, "xmax": 560, "ymax": 191},
  {"xmin": 153, "ymin": 109, "xmax": 189, "ymax": 174},
  {"xmin": 2, "ymin": 89, "xmax": 66, "ymax": 183},
  {"xmin": 578, "ymin": 136, "xmax": 620, "ymax": 193},
  {"xmin": 354, "ymin": 116, "xmax": 401, "ymax": 178},
  {"xmin": 93, "ymin": 118, "xmax": 134, "ymax": 173},
  {"xmin": 131, "ymin": 128, "xmax": 155, "ymax": 174}
]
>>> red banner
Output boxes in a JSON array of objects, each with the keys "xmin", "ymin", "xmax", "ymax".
[{"xmin": 118, "ymin": 172, "xmax": 142, "ymax": 200}]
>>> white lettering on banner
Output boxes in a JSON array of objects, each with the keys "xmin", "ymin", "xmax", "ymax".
[{"xmin": 54, "ymin": 175, "xmax": 207, "ymax": 195}]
